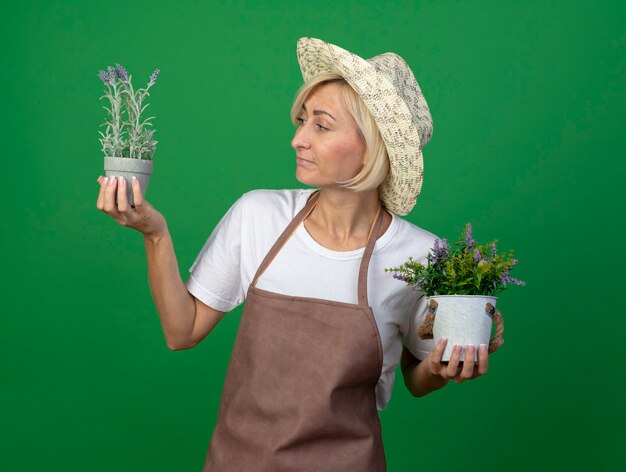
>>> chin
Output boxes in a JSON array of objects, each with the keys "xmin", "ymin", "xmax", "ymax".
[
  {"xmin": 295, "ymin": 168, "xmax": 351, "ymax": 190},
  {"xmin": 295, "ymin": 169, "xmax": 317, "ymax": 187}
]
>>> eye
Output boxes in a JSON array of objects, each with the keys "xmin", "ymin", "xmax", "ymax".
[
  {"xmin": 296, "ymin": 116, "xmax": 306, "ymax": 126},
  {"xmin": 316, "ymin": 124, "xmax": 329, "ymax": 131}
]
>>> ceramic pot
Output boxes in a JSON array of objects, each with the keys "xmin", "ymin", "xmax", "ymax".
[
  {"xmin": 104, "ymin": 156, "xmax": 153, "ymax": 207},
  {"xmin": 429, "ymin": 295, "xmax": 497, "ymax": 363}
]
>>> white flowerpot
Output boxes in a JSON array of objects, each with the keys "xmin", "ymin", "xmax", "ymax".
[
  {"xmin": 429, "ymin": 295, "xmax": 497, "ymax": 363},
  {"xmin": 104, "ymin": 156, "xmax": 153, "ymax": 207}
]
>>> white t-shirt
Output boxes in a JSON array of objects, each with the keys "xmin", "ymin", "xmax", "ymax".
[{"xmin": 186, "ymin": 189, "xmax": 438, "ymax": 410}]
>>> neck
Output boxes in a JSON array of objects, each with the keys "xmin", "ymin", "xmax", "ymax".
[{"xmin": 306, "ymin": 187, "xmax": 382, "ymax": 246}]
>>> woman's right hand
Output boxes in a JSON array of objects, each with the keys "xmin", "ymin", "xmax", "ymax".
[{"xmin": 96, "ymin": 175, "xmax": 167, "ymax": 240}]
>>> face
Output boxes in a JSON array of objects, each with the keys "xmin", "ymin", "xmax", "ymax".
[{"xmin": 291, "ymin": 82, "xmax": 366, "ymax": 189}]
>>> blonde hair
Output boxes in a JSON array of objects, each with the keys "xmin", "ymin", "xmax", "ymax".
[{"xmin": 290, "ymin": 72, "xmax": 389, "ymax": 192}]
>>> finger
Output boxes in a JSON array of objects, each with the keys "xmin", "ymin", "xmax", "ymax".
[
  {"xmin": 96, "ymin": 176, "xmax": 109, "ymax": 210},
  {"xmin": 116, "ymin": 176, "xmax": 130, "ymax": 213},
  {"xmin": 429, "ymin": 337, "xmax": 447, "ymax": 373},
  {"xmin": 446, "ymin": 344, "xmax": 462, "ymax": 378},
  {"xmin": 477, "ymin": 344, "xmax": 489, "ymax": 376},
  {"xmin": 432, "ymin": 337, "xmax": 447, "ymax": 362},
  {"xmin": 131, "ymin": 176, "xmax": 144, "ymax": 208},
  {"xmin": 459, "ymin": 345, "xmax": 476, "ymax": 381},
  {"xmin": 103, "ymin": 175, "xmax": 120, "ymax": 215}
]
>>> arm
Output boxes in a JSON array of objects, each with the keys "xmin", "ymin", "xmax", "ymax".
[
  {"xmin": 97, "ymin": 175, "xmax": 225, "ymax": 350},
  {"xmin": 144, "ymin": 231, "xmax": 226, "ymax": 350}
]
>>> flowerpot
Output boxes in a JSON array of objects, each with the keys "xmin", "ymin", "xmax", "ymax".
[
  {"xmin": 429, "ymin": 295, "xmax": 497, "ymax": 363},
  {"xmin": 104, "ymin": 156, "xmax": 153, "ymax": 207}
]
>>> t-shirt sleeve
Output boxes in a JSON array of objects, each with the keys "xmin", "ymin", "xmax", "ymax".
[
  {"xmin": 185, "ymin": 196, "xmax": 246, "ymax": 312},
  {"xmin": 401, "ymin": 292, "xmax": 436, "ymax": 361}
]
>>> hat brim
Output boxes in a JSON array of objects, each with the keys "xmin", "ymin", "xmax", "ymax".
[{"xmin": 296, "ymin": 37, "xmax": 423, "ymax": 216}]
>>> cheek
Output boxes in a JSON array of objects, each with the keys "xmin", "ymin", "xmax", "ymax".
[
  {"xmin": 335, "ymin": 139, "xmax": 365, "ymax": 169},
  {"xmin": 316, "ymin": 144, "xmax": 363, "ymax": 182}
]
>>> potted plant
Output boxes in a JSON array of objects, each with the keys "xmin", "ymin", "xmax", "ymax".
[
  {"xmin": 385, "ymin": 223, "xmax": 525, "ymax": 362},
  {"xmin": 97, "ymin": 63, "xmax": 160, "ymax": 206}
]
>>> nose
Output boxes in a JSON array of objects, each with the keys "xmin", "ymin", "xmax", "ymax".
[{"xmin": 291, "ymin": 124, "xmax": 311, "ymax": 151}]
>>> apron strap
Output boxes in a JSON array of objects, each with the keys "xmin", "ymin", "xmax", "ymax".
[
  {"xmin": 251, "ymin": 190, "xmax": 321, "ymax": 288},
  {"xmin": 251, "ymin": 189, "xmax": 386, "ymax": 309},
  {"xmin": 357, "ymin": 206, "xmax": 384, "ymax": 307}
]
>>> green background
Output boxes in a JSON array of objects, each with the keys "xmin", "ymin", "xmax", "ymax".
[{"xmin": 2, "ymin": 1, "xmax": 624, "ymax": 470}]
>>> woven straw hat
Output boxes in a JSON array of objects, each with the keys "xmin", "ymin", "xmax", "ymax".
[{"xmin": 296, "ymin": 37, "xmax": 433, "ymax": 216}]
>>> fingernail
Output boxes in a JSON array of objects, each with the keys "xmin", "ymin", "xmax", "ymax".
[
  {"xmin": 454, "ymin": 344, "xmax": 461, "ymax": 352},
  {"xmin": 108, "ymin": 176, "xmax": 116, "ymax": 185},
  {"xmin": 132, "ymin": 176, "xmax": 136, "ymax": 182},
  {"xmin": 103, "ymin": 177, "xmax": 109, "ymax": 185},
  {"xmin": 119, "ymin": 176, "xmax": 125, "ymax": 185},
  {"xmin": 467, "ymin": 345, "xmax": 475, "ymax": 352},
  {"xmin": 479, "ymin": 344, "xmax": 487, "ymax": 351}
]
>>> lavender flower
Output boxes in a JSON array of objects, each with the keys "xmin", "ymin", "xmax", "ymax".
[
  {"xmin": 431, "ymin": 238, "xmax": 450, "ymax": 264},
  {"xmin": 441, "ymin": 238, "xmax": 450, "ymax": 258},
  {"xmin": 473, "ymin": 248, "xmax": 482, "ymax": 262},
  {"xmin": 98, "ymin": 70, "xmax": 113, "ymax": 85},
  {"xmin": 392, "ymin": 273, "xmax": 413, "ymax": 283},
  {"xmin": 501, "ymin": 270, "xmax": 526, "ymax": 287},
  {"xmin": 465, "ymin": 223, "xmax": 476, "ymax": 248},
  {"xmin": 115, "ymin": 63, "xmax": 129, "ymax": 81},
  {"xmin": 432, "ymin": 239, "xmax": 441, "ymax": 264},
  {"xmin": 148, "ymin": 68, "xmax": 160, "ymax": 86},
  {"xmin": 491, "ymin": 242, "xmax": 497, "ymax": 257}
]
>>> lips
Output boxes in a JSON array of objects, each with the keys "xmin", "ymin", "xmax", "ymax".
[{"xmin": 296, "ymin": 156, "xmax": 314, "ymax": 165}]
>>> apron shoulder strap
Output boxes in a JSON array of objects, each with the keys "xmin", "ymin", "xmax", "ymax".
[
  {"xmin": 250, "ymin": 189, "xmax": 385, "ymax": 309},
  {"xmin": 357, "ymin": 206, "xmax": 384, "ymax": 307},
  {"xmin": 251, "ymin": 190, "xmax": 320, "ymax": 287}
]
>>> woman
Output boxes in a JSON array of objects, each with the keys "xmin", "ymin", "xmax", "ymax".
[{"xmin": 97, "ymin": 38, "xmax": 493, "ymax": 471}]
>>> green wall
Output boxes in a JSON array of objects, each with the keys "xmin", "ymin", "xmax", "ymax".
[{"xmin": 2, "ymin": 1, "xmax": 624, "ymax": 470}]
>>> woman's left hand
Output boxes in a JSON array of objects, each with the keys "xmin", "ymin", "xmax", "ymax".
[{"xmin": 423, "ymin": 337, "xmax": 489, "ymax": 384}]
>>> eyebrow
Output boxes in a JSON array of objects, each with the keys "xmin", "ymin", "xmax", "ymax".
[{"xmin": 302, "ymin": 104, "xmax": 337, "ymax": 122}]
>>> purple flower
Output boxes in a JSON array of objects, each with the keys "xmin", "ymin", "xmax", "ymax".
[
  {"xmin": 500, "ymin": 270, "xmax": 526, "ymax": 287},
  {"xmin": 465, "ymin": 223, "xmax": 476, "ymax": 248},
  {"xmin": 473, "ymin": 249, "xmax": 482, "ymax": 262},
  {"xmin": 432, "ymin": 239, "xmax": 441, "ymax": 263},
  {"xmin": 115, "ymin": 63, "xmax": 129, "ymax": 81},
  {"xmin": 149, "ymin": 68, "xmax": 160, "ymax": 86},
  {"xmin": 392, "ymin": 273, "xmax": 413, "ymax": 284},
  {"xmin": 491, "ymin": 242, "xmax": 497, "ymax": 257},
  {"xmin": 441, "ymin": 238, "xmax": 450, "ymax": 258},
  {"xmin": 431, "ymin": 238, "xmax": 449, "ymax": 265},
  {"xmin": 98, "ymin": 70, "xmax": 113, "ymax": 84},
  {"xmin": 508, "ymin": 277, "xmax": 526, "ymax": 286}
]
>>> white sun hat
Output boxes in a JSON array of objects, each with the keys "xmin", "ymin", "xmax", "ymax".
[{"xmin": 296, "ymin": 37, "xmax": 433, "ymax": 216}]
